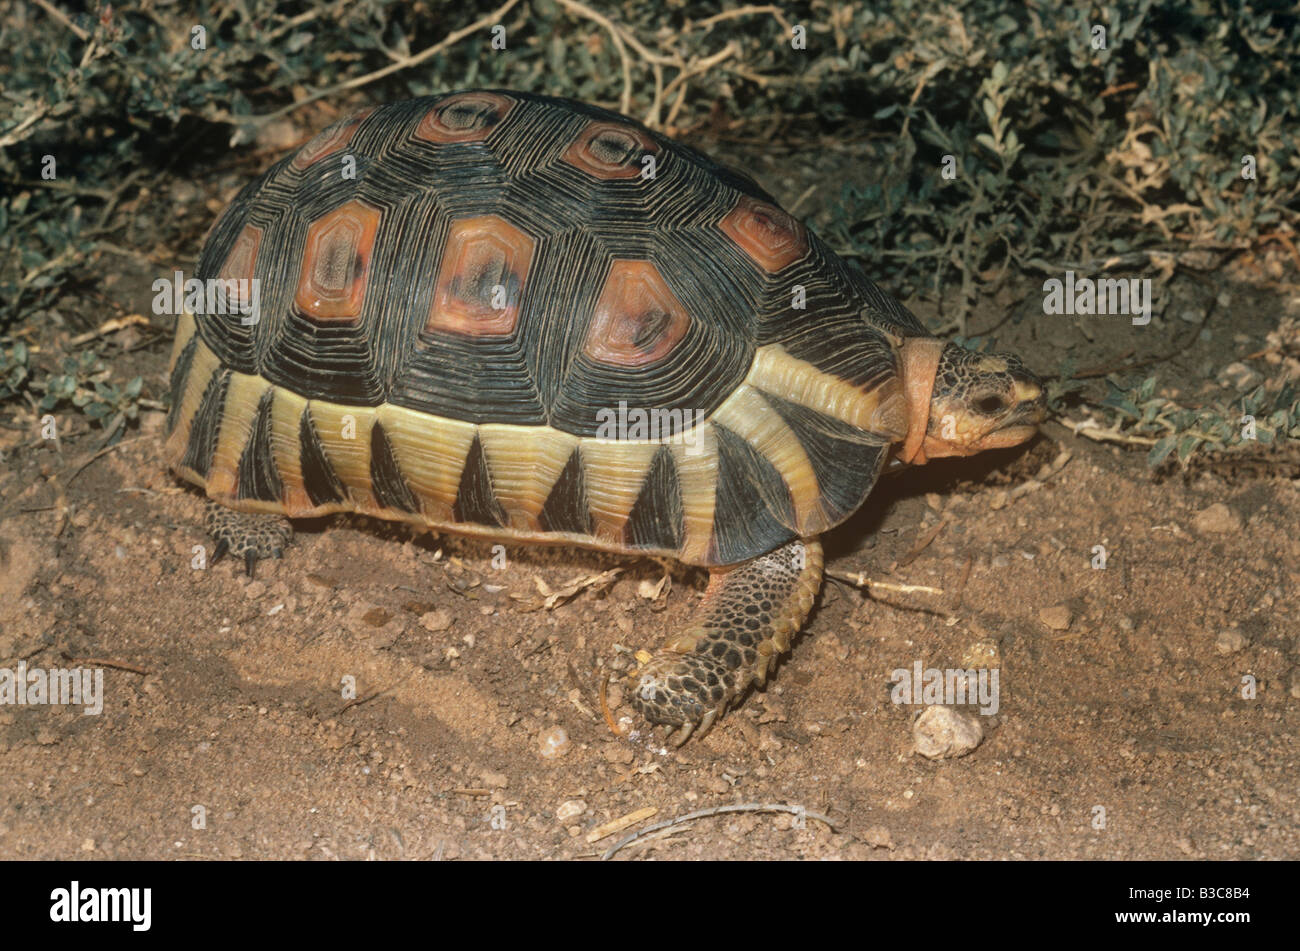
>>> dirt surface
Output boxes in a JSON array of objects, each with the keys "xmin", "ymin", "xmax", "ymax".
[{"xmin": 1, "ymin": 124, "xmax": 1298, "ymax": 862}]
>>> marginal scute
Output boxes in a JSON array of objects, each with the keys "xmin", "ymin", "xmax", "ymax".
[
  {"xmin": 709, "ymin": 382, "xmax": 821, "ymax": 533},
  {"xmin": 478, "ymin": 424, "xmax": 579, "ymax": 530},
  {"xmin": 708, "ymin": 424, "xmax": 797, "ymax": 564},
  {"xmin": 237, "ymin": 388, "xmax": 284, "ymax": 503},
  {"xmin": 180, "ymin": 367, "xmax": 231, "ymax": 481},
  {"xmin": 747, "ymin": 344, "xmax": 905, "ymax": 439},
  {"xmin": 306, "ymin": 401, "xmax": 376, "ymax": 504},
  {"xmin": 562, "ymin": 120, "xmax": 659, "ymax": 179},
  {"xmin": 163, "ymin": 329, "xmax": 220, "ymax": 468},
  {"xmin": 165, "ymin": 336, "xmax": 197, "ymax": 436},
  {"xmin": 758, "ymin": 390, "xmax": 890, "ymax": 527},
  {"xmin": 370, "ymin": 422, "xmax": 422, "ymax": 514},
  {"xmin": 719, "ymin": 195, "xmax": 808, "ymax": 273},
  {"xmin": 208, "ymin": 372, "xmax": 274, "ymax": 500},
  {"xmin": 425, "ymin": 215, "xmax": 535, "ymax": 338},
  {"xmin": 580, "ymin": 439, "xmax": 660, "ymax": 546},
  {"xmin": 453, "ymin": 434, "xmax": 508, "ymax": 527},
  {"xmin": 377, "ymin": 405, "xmax": 477, "ymax": 523},
  {"xmin": 669, "ymin": 423, "xmax": 719, "ymax": 565},
  {"xmin": 414, "ymin": 91, "xmax": 514, "ymax": 144},
  {"xmin": 293, "ymin": 399, "xmax": 346, "ymax": 509},
  {"xmin": 583, "ymin": 260, "xmax": 691, "ymax": 367},
  {"xmin": 538, "ymin": 447, "xmax": 593, "ymax": 536},
  {"xmin": 624, "ymin": 446, "xmax": 684, "ymax": 551},
  {"xmin": 294, "ymin": 200, "xmax": 381, "ymax": 324}
]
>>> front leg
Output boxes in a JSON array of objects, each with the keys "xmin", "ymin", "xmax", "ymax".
[{"xmin": 628, "ymin": 538, "xmax": 823, "ymax": 745}]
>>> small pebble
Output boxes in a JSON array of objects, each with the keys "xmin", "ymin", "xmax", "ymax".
[
  {"xmin": 1215, "ymin": 630, "xmax": 1249, "ymax": 655},
  {"xmin": 1039, "ymin": 605, "xmax": 1072, "ymax": 631},
  {"xmin": 538, "ymin": 726, "xmax": 570, "ymax": 758},
  {"xmin": 420, "ymin": 610, "xmax": 453, "ymax": 632},
  {"xmin": 862, "ymin": 825, "xmax": 894, "ymax": 849},
  {"xmin": 912, "ymin": 706, "xmax": 983, "ymax": 759},
  {"xmin": 556, "ymin": 799, "xmax": 586, "ymax": 823},
  {"xmin": 961, "ymin": 640, "xmax": 1000, "ymax": 668},
  {"xmin": 1193, "ymin": 503, "xmax": 1241, "ymax": 535}
]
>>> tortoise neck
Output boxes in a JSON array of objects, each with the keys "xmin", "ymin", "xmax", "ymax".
[{"xmin": 896, "ymin": 338, "xmax": 945, "ymax": 465}]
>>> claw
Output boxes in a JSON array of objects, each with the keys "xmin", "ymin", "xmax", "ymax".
[
  {"xmin": 211, "ymin": 539, "xmax": 229, "ymax": 564},
  {"xmin": 696, "ymin": 704, "xmax": 722, "ymax": 741},
  {"xmin": 669, "ymin": 721, "xmax": 695, "ymax": 747},
  {"xmin": 244, "ymin": 551, "xmax": 257, "ymax": 578}
]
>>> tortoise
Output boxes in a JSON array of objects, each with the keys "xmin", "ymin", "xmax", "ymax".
[{"xmin": 165, "ymin": 90, "xmax": 1046, "ymax": 744}]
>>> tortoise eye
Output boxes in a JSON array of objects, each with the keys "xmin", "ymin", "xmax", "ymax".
[{"xmin": 976, "ymin": 395, "xmax": 1007, "ymax": 414}]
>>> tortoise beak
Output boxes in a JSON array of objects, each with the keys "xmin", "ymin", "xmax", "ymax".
[
  {"xmin": 1004, "ymin": 375, "xmax": 1048, "ymax": 428},
  {"xmin": 970, "ymin": 374, "xmax": 1047, "ymax": 451}
]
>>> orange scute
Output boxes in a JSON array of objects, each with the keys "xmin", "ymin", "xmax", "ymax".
[
  {"xmin": 216, "ymin": 224, "xmax": 262, "ymax": 312},
  {"xmin": 414, "ymin": 92, "xmax": 514, "ymax": 144},
  {"xmin": 719, "ymin": 196, "xmax": 808, "ymax": 273},
  {"xmin": 425, "ymin": 216, "xmax": 536, "ymax": 338},
  {"xmin": 584, "ymin": 260, "xmax": 691, "ymax": 367},
  {"xmin": 562, "ymin": 121, "xmax": 659, "ymax": 180},
  {"xmin": 293, "ymin": 200, "xmax": 382, "ymax": 324},
  {"xmin": 291, "ymin": 109, "xmax": 373, "ymax": 171}
]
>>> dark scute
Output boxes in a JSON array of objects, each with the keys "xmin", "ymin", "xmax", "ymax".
[
  {"xmin": 709, "ymin": 424, "xmax": 797, "ymax": 564},
  {"xmin": 538, "ymin": 448, "xmax": 593, "ymax": 536},
  {"xmin": 758, "ymin": 390, "xmax": 889, "ymax": 523},
  {"xmin": 299, "ymin": 407, "xmax": 347, "ymax": 506},
  {"xmin": 624, "ymin": 446, "xmax": 684, "ymax": 551},
  {"xmin": 165, "ymin": 337, "xmax": 197, "ymax": 436},
  {"xmin": 192, "ymin": 177, "xmax": 270, "ymax": 377},
  {"xmin": 842, "ymin": 260, "xmax": 929, "ymax": 338},
  {"xmin": 453, "ymin": 435, "xmax": 507, "ymax": 527},
  {"xmin": 181, "ymin": 369, "xmax": 230, "ymax": 479},
  {"xmin": 237, "ymin": 389, "xmax": 284, "ymax": 503},
  {"xmin": 778, "ymin": 315, "xmax": 898, "ymax": 390},
  {"xmin": 369, "ymin": 422, "xmax": 421, "ymax": 514}
]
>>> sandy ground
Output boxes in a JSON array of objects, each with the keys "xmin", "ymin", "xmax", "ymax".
[{"xmin": 0, "ymin": 125, "xmax": 1296, "ymax": 861}]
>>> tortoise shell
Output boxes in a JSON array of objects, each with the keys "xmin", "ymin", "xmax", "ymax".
[{"xmin": 165, "ymin": 90, "xmax": 930, "ymax": 566}]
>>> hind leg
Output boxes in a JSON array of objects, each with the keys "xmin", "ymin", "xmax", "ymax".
[{"xmin": 204, "ymin": 500, "xmax": 292, "ymax": 577}]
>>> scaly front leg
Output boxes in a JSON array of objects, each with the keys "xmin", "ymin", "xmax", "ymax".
[{"xmin": 628, "ymin": 538, "xmax": 823, "ymax": 745}]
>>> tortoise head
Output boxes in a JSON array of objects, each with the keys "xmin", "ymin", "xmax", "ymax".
[{"xmin": 896, "ymin": 339, "xmax": 1046, "ymax": 465}]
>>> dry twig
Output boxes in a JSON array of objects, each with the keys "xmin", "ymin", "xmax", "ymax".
[{"xmin": 603, "ymin": 803, "xmax": 837, "ymax": 860}]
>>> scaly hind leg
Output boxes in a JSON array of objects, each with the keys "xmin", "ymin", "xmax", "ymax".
[
  {"xmin": 628, "ymin": 538, "xmax": 823, "ymax": 745},
  {"xmin": 204, "ymin": 500, "xmax": 292, "ymax": 577}
]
